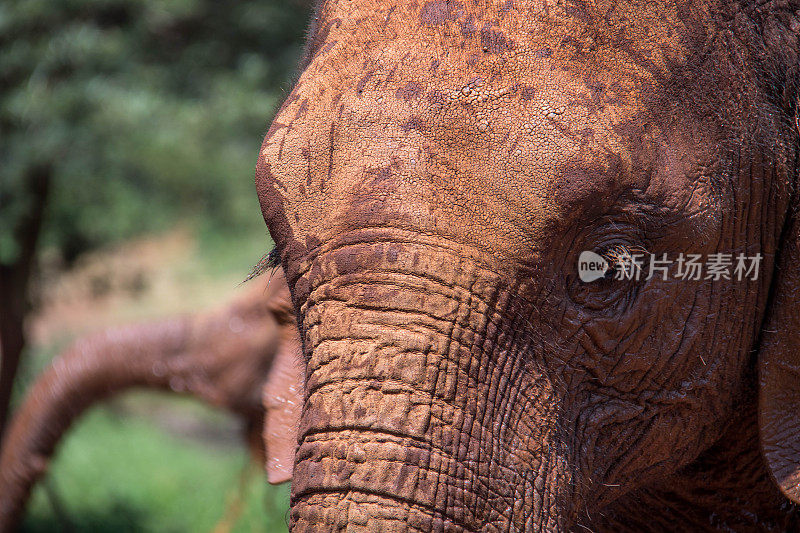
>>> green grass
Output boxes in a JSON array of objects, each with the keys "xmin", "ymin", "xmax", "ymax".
[{"xmin": 20, "ymin": 401, "xmax": 290, "ymax": 533}]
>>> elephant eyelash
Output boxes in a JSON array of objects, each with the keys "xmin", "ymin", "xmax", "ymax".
[
  {"xmin": 242, "ymin": 247, "xmax": 281, "ymax": 284},
  {"xmin": 600, "ymin": 244, "xmax": 649, "ymax": 274},
  {"xmin": 567, "ymin": 242, "xmax": 646, "ymax": 311}
]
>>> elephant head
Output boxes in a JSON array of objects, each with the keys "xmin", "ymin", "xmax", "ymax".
[
  {"xmin": 255, "ymin": 0, "xmax": 800, "ymax": 530},
  {"xmin": 0, "ymin": 271, "xmax": 303, "ymax": 532}
]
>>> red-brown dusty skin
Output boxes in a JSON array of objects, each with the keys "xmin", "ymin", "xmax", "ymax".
[
  {"xmin": 254, "ymin": 0, "xmax": 800, "ymax": 531},
  {"xmin": 0, "ymin": 270, "xmax": 302, "ymax": 533}
]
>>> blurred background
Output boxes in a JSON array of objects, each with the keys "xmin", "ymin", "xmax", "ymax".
[{"xmin": 1, "ymin": 0, "xmax": 312, "ymax": 530}]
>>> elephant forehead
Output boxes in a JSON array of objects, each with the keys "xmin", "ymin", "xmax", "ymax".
[
  {"xmin": 304, "ymin": 0, "xmax": 695, "ymax": 110},
  {"xmin": 259, "ymin": 0, "xmax": 725, "ymax": 262}
]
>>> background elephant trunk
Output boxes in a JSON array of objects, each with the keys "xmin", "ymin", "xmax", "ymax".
[
  {"xmin": 0, "ymin": 275, "xmax": 297, "ymax": 533},
  {"xmin": 289, "ymin": 242, "xmax": 570, "ymax": 532}
]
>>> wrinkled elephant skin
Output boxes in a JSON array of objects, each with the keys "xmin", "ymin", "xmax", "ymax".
[{"xmin": 256, "ymin": 1, "xmax": 800, "ymax": 531}]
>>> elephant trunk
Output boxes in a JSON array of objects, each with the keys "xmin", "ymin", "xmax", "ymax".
[
  {"xmin": 289, "ymin": 241, "xmax": 571, "ymax": 532},
  {"xmin": 0, "ymin": 277, "xmax": 290, "ymax": 533}
]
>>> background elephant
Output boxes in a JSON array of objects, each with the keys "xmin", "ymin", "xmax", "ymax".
[
  {"xmin": 0, "ymin": 270, "xmax": 302, "ymax": 532},
  {"xmin": 254, "ymin": 0, "xmax": 800, "ymax": 531}
]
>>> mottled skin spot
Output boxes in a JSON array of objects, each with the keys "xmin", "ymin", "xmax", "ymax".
[
  {"xmin": 255, "ymin": 0, "xmax": 800, "ymax": 531},
  {"xmin": 480, "ymin": 22, "xmax": 513, "ymax": 54},
  {"xmin": 420, "ymin": 0, "xmax": 466, "ymax": 26},
  {"xmin": 396, "ymin": 81, "xmax": 424, "ymax": 101}
]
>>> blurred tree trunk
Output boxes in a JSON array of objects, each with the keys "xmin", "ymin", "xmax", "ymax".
[{"xmin": 0, "ymin": 164, "xmax": 51, "ymax": 438}]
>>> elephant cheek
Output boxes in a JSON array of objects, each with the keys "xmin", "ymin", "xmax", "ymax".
[{"xmin": 287, "ymin": 243, "xmax": 573, "ymax": 532}]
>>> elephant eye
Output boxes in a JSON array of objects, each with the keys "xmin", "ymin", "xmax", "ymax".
[
  {"xmin": 567, "ymin": 242, "xmax": 645, "ymax": 311},
  {"xmin": 600, "ymin": 244, "xmax": 649, "ymax": 280},
  {"xmin": 601, "ymin": 264, "xmax": 618, "ymax": 281}
]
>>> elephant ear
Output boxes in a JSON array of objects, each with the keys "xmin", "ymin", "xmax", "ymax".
[
  {"xmin": 759, "ymin": 102, "xmax": 800, "ymax": 503},
  {"xmin": 262, "ymin": 325, "xmax": 304, "ymax": 484}
]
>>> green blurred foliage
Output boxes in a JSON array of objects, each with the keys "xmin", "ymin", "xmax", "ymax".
[
  {"xmin": 21, "ymin": 405, "xmax": 291, "ymax": 532},
  {"xmin": 0, "ymin": 0, "xmax": 311, "ymax": 265}
]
